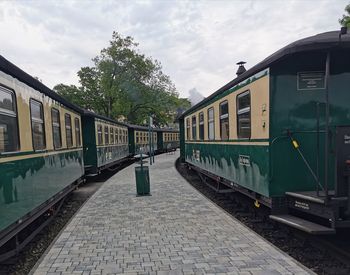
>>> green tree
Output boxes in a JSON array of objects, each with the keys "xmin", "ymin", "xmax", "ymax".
[
  {"xmin": 55, "ymin": 32, "xmax": 189, "ymax": 126},
  {"xmin": 339, "ymin": 4, "xmax": 350, "ymax": 27}
]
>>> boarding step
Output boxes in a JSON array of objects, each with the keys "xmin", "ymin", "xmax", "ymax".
[
  {"xmin": 269, "ymin": 214, "xmax": 335, "ymax": 235},
  {"xmin": 85, "ymin": 173, "xmax": 98, "ymax": 177},
  {"xmin": 285, "ymin": 191, "xmax": 332, "ymax": 204}
]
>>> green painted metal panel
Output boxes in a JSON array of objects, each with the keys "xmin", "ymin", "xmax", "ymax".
[
  {"xmin": 128, "ymin": 129, "xmax": 135, "ymax": 155},
  {"xmin": 97, "ymin": 145, "xmax": 129, "ymax": 168},
  {"xmin": 179, "ymin": 119, "xmax": 185, "ymax": 162},
  {"xmin": 134, "ymin": 144, "xmax": 157, "ymax": 155},
  {"xmin": 185, "ymin": 142, "xmax": 270, "ymax": 197},
  {"xmin": 157, "ymin": 131, "xmax": 163, "ymax": 151},
  {"xmin": 163, "ymin": 141, "xmax": 179, "ymax": 151},
  {"xmin": 0, "ymin": 150, "xmax": 84, "ymax": 232},
  {"xmin": 269, "ymin": 50, "xmax": 350, "ymax": 196},
  {"xmin": 82, "ymin": 116, "xmax": 97, "ymax": 171}
]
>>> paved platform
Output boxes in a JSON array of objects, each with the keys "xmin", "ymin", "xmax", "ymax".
[{"xmin": 32, "ymin": 152, "xmax": 313, "ymax": 275}]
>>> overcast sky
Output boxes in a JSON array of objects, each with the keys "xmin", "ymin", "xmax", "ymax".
[{"xmin": 0, "ymin": 0, "xmax": 348, "ymax": 98}]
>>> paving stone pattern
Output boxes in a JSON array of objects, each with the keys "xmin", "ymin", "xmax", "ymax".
[{"xmin": 32, "ymin": 152, "xmax": 313, "ymax": 275}]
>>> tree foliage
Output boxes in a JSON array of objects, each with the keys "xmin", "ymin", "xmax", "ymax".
[
  {"xmin": 54, "ymin": 32, "xmax": 190, "ymax": 126},
  {"xmin": 339, "ymin": 4, "xmax": 350, "ymax": 27}
]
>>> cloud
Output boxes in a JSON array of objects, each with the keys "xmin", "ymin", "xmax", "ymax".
[{"xmin": 0, "ymin": 0, "xmax": 348, "ymax": 98}]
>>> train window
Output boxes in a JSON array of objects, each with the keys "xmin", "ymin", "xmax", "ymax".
[
  {"xmin": 97, "ymin": 124, "xmax": 103, "ymax": 145},
  {"xmin": 104, "ymin": 126, "xmax": 109, "ymax": 144},
  {"xmin": 199, "ymin": 112, "xmax": 204, "ymax": 140},
  {"xmin": 75, "ymin": 118, "xmax": 81, "ymax": 147},
  {"xmin": 0, "ymin": 87, "xmax": 19, "ymax": 153},
  {"xmin": 220, "ymin": 101, "xmax": 229, "ymax": 140},
  {"xmin": 186, "ymin": 118, "xmax": 190, "ymax": 140},
  {"xmin": 237, "ymin": 91, "xmax": 251, "ymax": 139},
  {"xmin": 191, "ymin": 116, "xmax": 197, "ymax": 140},
  {"xmin": 119, "ymin": 129, "xmax": 122, "ymax": 143},
  {"xmin": 110, "ymin": 127, "xmax": 114, "ymax": 144},
  {"xmin": 208, "ymin": 107, "xmax": 215, "ymax": 140},
  {"xmin": 30, "ymin": 99, "xmax": 46, "ymax": 150},
  {"xmin": 65, "ymin": 114, "xmax": 73, "ymax": 148},
  {"xmin": 51, "ymin": 108, "xmax": 62, "ymax": 149},
  {"xmin": 136, "ymin": 132, "xmax": 139, "ymax": 143},
  {"xmin": 115, "ymin": 128, "xmax": 118, "ymax": 144}
]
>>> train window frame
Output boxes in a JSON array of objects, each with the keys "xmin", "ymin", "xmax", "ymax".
[
  {"xmin": 30, "ymin": 99, "xmax": 46, "ymax": 151},
  {"xmin": 199, "ymin": 112, "xmax": 204, "ymax": 140},
  {"xmin": 236, "ymin": 90, "xmax": 251, "ymax": 139},
  {"xmin": 191, "ymin": 115, "xmax": 197, "ymax": 140},
  {"xmin": 74, "ymin": 117, "xmax": 81, "ymax": 147},
  {"xmin": 115, "ymin": 128, "xmax": 119, "ymax": 144},
  {"xmin": 97, "ymin": 124, "xmax": 103, "ymax": 145},
  {"xmin": 207, "ymin": 107, "xmax": 215, "ymax": 140},
  {"xmin": 136, "ymin": 131, "xmax": 139, "ymax": 143},
  {"xmin": 110, "ymin": 127, "xmax": 114, "ymax": 144},
  {"xmin": 186, "ymin": 118, "xmax": 190, "ymax": 141},
  {"xmin": 104, "ymin": 126, "xmax": 109, "ymax": 145},
  {"xmin": 65, "ymin": 113, "xmax": 73, "ymax": 148},
  {"xmin": 219, "ymin": 100, "xmax": 229, "ymax": 140},
  {"xmin": 0, "ymin": 85, "xmax": 20, "ymax": 153},
  {"xmin": 51, "ymin": 108, "xmax": 62, "ymax": 149}
]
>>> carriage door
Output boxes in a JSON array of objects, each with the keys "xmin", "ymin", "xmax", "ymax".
[{"xmin": 335, "ymin": 126, "xmax": 350, "ymax": 197}]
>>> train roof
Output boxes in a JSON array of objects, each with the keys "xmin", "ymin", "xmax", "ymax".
[
  {"xmin": 127, "ymin": 124, "xmax": 179, "ymax": 132},
  {"xmin": 82, "ymin": 110, "xmax": 128, "ymax": 127},
  {"xmin": 179, "ymin": 30, "xmax": 350, "ymax": 119},
  {"xmin": 0, "ymin": 55, "xmax": 83, "ymax": 113}
]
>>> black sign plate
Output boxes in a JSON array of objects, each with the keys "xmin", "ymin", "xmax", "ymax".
[{"xmin": 297, "ymin": 71, "xmax": 325, "ymax": 90}]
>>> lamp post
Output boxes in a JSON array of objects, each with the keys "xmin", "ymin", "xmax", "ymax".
[{"xmin": 148, "ymin": 116, "xmax": 154, "ymax": 165}]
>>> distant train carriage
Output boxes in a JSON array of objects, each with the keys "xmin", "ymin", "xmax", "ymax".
[
  {"xmin": 158, "ymin": 129, "xmax": 179, "ymax": 152},
  {"xmin": 179, "ymin": 30, "xmax": 350, "ymax": 234},
  {"xmin": 0, "ymin": 56, "xmax": 84, "ymax": 258},
  {"xmin": 128, "ymin": 124, "xmax": 157, "ymax": 155},
  {"xmin": 82, "ymin": 111, "xmax": 129, "ymax": 175}
]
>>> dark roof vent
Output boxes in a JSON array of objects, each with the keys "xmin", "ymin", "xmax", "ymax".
[{"xmin": 236, "ymin": 61, "xmax": 246, "ymax": 76}]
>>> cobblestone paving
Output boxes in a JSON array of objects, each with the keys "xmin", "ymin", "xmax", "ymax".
[{"xmin": 32, "ymin": 152, "xmax": 313, "ymax": 275}]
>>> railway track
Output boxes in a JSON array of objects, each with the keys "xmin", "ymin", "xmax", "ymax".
[{"xmin": 176, "ymin": 159, "xmax": 350, "ymax": 275}]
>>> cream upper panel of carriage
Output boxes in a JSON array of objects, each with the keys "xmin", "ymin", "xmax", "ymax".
[
  {"xmin": 0, "ymin": 71, "xmax": 82, "ymax": 153},
  {"xmin": 184, "ymin": 69, "xmax": 269, "ymax": 142},
  {"xmin": 134, "ymin": 130, "xmax": 156, "ymax": 144},
  {"xmin": 163, "ymin": 132, "xmax": 179, "ymax": 142},
  {"xmin": 94, "ymin": 118, "xmax": 128, "ymax": 146}
]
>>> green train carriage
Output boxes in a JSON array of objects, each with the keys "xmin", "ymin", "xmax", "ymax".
[
  {"xmin": 0, "ymin": 55, "xmax": 84, "ymax": 259},
  {"xmin": 82, "ymin": 111, "xmax": 130, "ymax": 175},
  {"xmin": 128, "ymin": 124, "xmax": 158, "ymax": 155},
  {"xmin": 179, "ymin": 30, "xmax": 350, "ymax": 234},
  {"xmin": 158, "ymin": 129, "xmax": 179, "ymax": 152}
]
